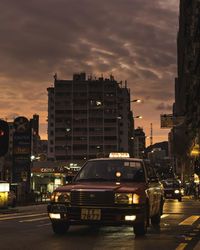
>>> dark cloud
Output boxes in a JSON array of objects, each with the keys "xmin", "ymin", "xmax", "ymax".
[
  {"xmin": 0, "ymin": 0, "xmax": 179, "ymax": 143},
  {"xmin": 156, "ymin": 103, "xmax": 173, "ymax": 111}
]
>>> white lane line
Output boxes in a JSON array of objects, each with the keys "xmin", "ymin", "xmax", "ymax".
[
  {"xmin": 0, "ymin": 213, "xmax": 20, "ymax": 217},
  {"xmin": 179, "ymin": 216, "xmax": 200, "ymax": 226},
  {"xmin": 161, "ymin": 214, "xmax": 169, "ymax": 218},
  {"xmin": 175, "ymin": 243, "xmax": 187, "ymax": 250},
  {"xmin": 194, "ymin": 240, "xmax": 200, "ymax": 250},
  {"xmin": 0, "ymin": 213, "xmax": 46, "ymax": 221},
  {"xmin": 19, "ymin": 216, "xmax": 49, "ymax": 222},
  {"xmin": 37, "ymin": 223, "xmax": 51, "ymax": 227}
]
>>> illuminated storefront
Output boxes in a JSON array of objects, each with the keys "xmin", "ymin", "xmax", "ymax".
[
  {"xmin": 31, "ymin": 168, "xmax": 66, "ymax": 194},
  {"xmin": 31, "ymin": 165, "xmax": 81, "ymax": 195}
]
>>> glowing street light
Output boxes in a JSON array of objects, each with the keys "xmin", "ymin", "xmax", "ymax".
[
  {"xmin": 134, "ymin": 116, "xmax": 142, "ymax": 119},
  {"xmin": 130, "ymin": 99, "xmax": 142, "ymax": 103}
]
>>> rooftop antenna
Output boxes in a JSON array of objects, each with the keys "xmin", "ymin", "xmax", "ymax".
[
  {"xmin": 125, "ymin": 80, "xmax": 127, "ymax": 88},
  {"xmin": 150, "ymin": 123, "xmax": 153, "ymax": 146},
  {"xmin": 54, "ymin": 73, "xmax": 57, "ymax": 81}
]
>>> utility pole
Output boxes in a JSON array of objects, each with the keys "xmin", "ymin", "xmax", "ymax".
[{"xmin": 150, "ymin": 123, "xmax": 153, "ymax": 146}]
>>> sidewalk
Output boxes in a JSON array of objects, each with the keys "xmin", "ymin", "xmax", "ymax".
[{"xmin": 0, "ymin": 202, "xmax": 49, "ymax": 214}]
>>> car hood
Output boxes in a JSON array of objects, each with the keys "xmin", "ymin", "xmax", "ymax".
[
  {"xmin": 164, "ymin": 187, "xmax": 180, "ymax": 191},
  {"xmin": 55, "ymin": 181, "xmax": 146, "ymax": 193}
]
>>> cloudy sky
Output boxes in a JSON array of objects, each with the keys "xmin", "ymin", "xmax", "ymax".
[{"xmin": 0, "ymin": 0, "xmax": 179, "ymax": 145}]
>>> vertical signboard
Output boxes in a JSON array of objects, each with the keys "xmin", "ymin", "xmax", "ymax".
[
  {"xmin": 160, "ymin": 114, "xmax": 173, "ymax": 128},
  {"xmin": 12, "ymin": 117, "xmax": 31, "ymax": 193}
]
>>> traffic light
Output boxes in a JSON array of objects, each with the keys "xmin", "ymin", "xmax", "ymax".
[{"xmin": 0, "ymin": 120, "xmax": 9, "ymax": 156}]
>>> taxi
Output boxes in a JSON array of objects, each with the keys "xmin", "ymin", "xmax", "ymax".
[{"xmin": 47, "ymin": 153, "xmax": 164, "ymax": 236}]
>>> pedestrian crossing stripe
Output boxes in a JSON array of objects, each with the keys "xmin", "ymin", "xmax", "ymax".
[
  {"xmin": 19, "ymin": 216, "xmax": 48, "ymax": 222},
  {"xmin": 175, "ymin": 243, "xmax": 187, "ymax": 250},
  {"xmin": 0, "ymin": 213, "xmax": 46, "ymax": 221},
  {"xmin": 161, "ymin": 214, "xmax": 169, "ymax": 218},
  {"xmin": 179, "ymin": 216, "xmax": 200, "ymax": 226}
]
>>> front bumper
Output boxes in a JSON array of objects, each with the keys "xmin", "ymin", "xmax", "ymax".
[
  {"xmin": 164, "ymin": 191, "xmax": 181, "ymax": 199},
  {"xmin": 47, "ymin": 203, "xmax": 145, "ymax": 226}
]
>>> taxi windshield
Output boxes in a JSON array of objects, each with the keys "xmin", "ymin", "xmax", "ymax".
[
  {"xmin": 162, "ymin": 180, "xmax": 180, "ymax": 188},
  {"xmin": 74, "ymin": 160, "xmax": 145, "ymax": 182}
]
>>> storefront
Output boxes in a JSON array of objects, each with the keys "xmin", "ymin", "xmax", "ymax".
[{"xmin": 31, "ymin": 167, "xmax": 66, "ymax": 195}]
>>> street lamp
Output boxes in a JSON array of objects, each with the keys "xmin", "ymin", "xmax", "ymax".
[{"xmin": 130, "ymin": 99, "xmax": 142, "ymax": 103}]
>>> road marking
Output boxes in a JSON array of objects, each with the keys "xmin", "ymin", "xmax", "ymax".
[
  {"xmin": 0, "ymin": 213, "xmax": 20, "ymax": 217},
  {"xmin": 189, "ymin": 233, "xmax": 197, "ymax": 236},
  {"xmin": 175, "ymin": 243, "xmax": 187, "ymax": 250},
  {"xmin": 19, "ymin": 216, "xmax": 49, "ymax": 222},
  {"xmin": 0, "ymin": 213, "xmax": 46, "ymax": 221},
  {"xmin": 179, "ymin": 216, "xmax": 200, "ymax": 225},
  {"xmin": 37, "ymin": 222, "xmax": 51, "ymax": 227},
  {"xmin": 194, "ymin": 240, "xmax": 200, "ymax": 250},
  {"xmin": 161, "ymin": 214, "xmax": 169, "ymax": 218},
  {"xmin": 185, "ymin": 237, "xmax": 192, "ymax": 241}
]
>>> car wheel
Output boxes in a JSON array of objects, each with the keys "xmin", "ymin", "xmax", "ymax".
[
  {"xmin": 52, "ymin": 222, "xmax": 69, "ymax": 234},
  {"xmin": 133, "ymin": 206, "xmax": 149, "ymax": 236},
  {"xmin": 178, "ymin": 197, "xmax": 182, "ymax": 202}
]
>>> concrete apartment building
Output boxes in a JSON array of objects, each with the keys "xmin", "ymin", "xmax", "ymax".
[
  {"xmin": 47, "ymin": 72, "xmax": 134, "ymax": 167},
  {"xmin": 134, "ymin": 127, "xmax": 146, "ymax": 159},
  {"xmin": 170, "ymin": 0, "xmax": 200, "ymax": 182}
]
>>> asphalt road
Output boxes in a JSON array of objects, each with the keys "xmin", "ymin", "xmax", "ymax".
[{"xmin": 1, "ymin": 197, "xmax": 200, "ymax": 250}]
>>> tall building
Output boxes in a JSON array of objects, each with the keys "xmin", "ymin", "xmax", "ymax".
[
  {"xmin": 30, "ymin": 114, "xmax": 40, "ymax": 156},
  {"xmin": 171, "ymin": 0, "xmax": 200, "ymax": 181},
  {"xmin": 134, "ymin": 127, "xmax": 146, "ymax": 159},
  {"xmin": 47, "ymin": 73, "xmax": 134, "ymax": 166}
]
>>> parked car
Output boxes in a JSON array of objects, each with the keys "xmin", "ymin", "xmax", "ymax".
[
  {"xmin": 8, "ymin": 191, "xmax": 16, "ymax": 207},
  {"xmin": 161, "ymin": 179, "xmax": 182, "ymax": 202},
  {"xmin": 47, "ymin": 155, "xmax": 164, "ymax": 236}
]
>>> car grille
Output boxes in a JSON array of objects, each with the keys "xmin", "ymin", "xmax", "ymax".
[
  {"xmin": 165, "ymin": 190, "xmax": 174, "ymax": 194},
  {"xmin": 71, "ymin": 190, "xmax": 114, "ymax": 206}
]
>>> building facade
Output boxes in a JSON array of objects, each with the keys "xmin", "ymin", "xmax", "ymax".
[
  {"xmin": 133, "ymin": 127, "xmax": 146, "ymax": 159},
  {"xmin": 171, "ymin": 0, "xmax": 200, "ymax": 182},
  {"xmin": 47, "ymin": 73, "xmax": 134, "ymax": 167}
]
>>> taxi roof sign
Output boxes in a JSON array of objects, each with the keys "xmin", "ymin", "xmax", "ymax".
[{"xmin": 109, "ymin": 152, "xmax": 130, "ymax": 158}]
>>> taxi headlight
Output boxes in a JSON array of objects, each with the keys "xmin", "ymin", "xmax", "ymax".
[
  {"xmin": 51, "ymin": 192, "xmax": 71, "ymax": 203},
  {"xmin": 115, "ymin": 193, "xmax": 139, "ymax": 204},
  {"xmin": 174, "ymin": 190, "xmax": 180, "ymax": 194}
]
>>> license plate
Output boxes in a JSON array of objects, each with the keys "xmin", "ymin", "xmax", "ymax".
[
  {"xmin": 166, "ymin": 194, "xmax": 172, "ymax": 197},
  {"xmin": 81, "ymin": 208, "xmax": 101, "ymax": 220}
]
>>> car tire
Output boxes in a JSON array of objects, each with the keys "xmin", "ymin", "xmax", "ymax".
[
  {"xmin": 133, "ymin": 206, "xmax": 149, "ymax": 236},
  {"xmin": 52, "ymin": 222, "xmax": 69, "ymax": 234},
  {"xmin": 178, "ymin": 197, "xmax": 182, "ymax": 202}
]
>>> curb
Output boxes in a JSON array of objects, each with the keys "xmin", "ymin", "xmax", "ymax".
[{"xmin": 0, "ymin": 208, "xmax": 19, "ymax": 214}]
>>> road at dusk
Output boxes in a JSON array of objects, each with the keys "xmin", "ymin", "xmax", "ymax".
[{"xmin": 1, "ymin": 199, "xmax": 200, "ymax": 250}]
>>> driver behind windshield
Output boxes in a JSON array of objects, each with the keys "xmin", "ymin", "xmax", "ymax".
[{"xmin": 75, "ymin": 160, "xmax": 145, "ymax": 182}]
